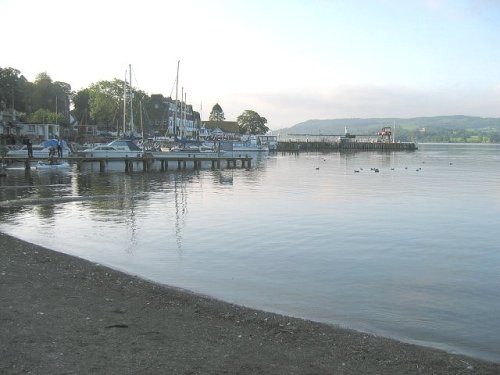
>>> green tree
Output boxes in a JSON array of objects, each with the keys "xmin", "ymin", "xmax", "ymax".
[
  {"xmin": 209, "ymin": 103, "xmax": 225, "ymax": 121},
  {"xmin": 53, "ymin": 80, "xmax": 72, "ymax": 120},
  {"xmin": 29, "ymin": 72, "xmax": 71, "ymax": 124},
  {"xmin": 27, "ymin": 108, "xmax": 68, "ymax": 126},
  {"xmin": 75, "ymin": 79, "xmax": 151, "ymax": 134},
  {"xmin": 31, "ymin": 72, "xmax": 54, "ymax": 112},
  {"xmin": 72, "ymin": 88, "xmax": 91, "ymax": 124},
  {"xmin": 88, "ymin": 79, "xmax": 124, "ymax": 129},
  {"xmin": 237, "ymin": 110, "xmax": 269, "ymax": 135},
  {"xmin": 0, "ymin": 66, "xmax": 30, "ymax": 113}
]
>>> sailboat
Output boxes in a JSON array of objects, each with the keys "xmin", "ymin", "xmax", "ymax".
[{"xmin": 122, "ymin": 64, "xmax": 142, "ymax": 140}]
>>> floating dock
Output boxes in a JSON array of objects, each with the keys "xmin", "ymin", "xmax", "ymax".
[{"xmin": 1, "ymin": 153, "xmax": 253, "ymax": 173}]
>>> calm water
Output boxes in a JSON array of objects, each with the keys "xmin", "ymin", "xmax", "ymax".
[{"xmin": 1, "ymin": 143, "xmax": 499, "ymax": 362}]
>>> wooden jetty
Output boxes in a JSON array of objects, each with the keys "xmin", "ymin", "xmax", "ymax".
[
  {"xmin": 279, "ymin": 127, "xmax": 417, "ymax": 152},
  {"xmin": 277, "ymin": 140, "xmax": 417, "ymax": 152},
  {"xmin": 1, "ymin": 153, "xmax": 253, "ymax": 173}
]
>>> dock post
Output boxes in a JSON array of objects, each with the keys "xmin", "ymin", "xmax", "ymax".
[
  {"xmin": 124, "ymin": 158, "xmax": 133, "ymax": 173},
  {"xmin": 100, "ymin": 160, "xmax": 106, "ymax": 172}
]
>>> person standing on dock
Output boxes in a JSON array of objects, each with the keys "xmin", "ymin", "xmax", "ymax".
[
  {"xmin": 57, "ymin": 139, "xmax": 63, "ymax": 158},
  {"xmin": 27, "ymin": 139, "xmax": 33, "ymax": 158}
]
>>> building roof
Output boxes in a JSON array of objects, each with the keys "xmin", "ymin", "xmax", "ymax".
[{"xmin": 202, "ymin": 121, "xmax": 239, "ymax": 133}]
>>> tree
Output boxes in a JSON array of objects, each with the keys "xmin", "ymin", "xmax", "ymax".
[
  {"xmin": 29, "ymin": 72, "xmax": 71, "ymax": 125},
  {"xmin": 209, "ymin": 103, "xmax": 225, "ymax": 121},
  {"xmin": 237, "ymin": 110, "xmax": 269, "ymax": 135},
  {"xmin": 27, "ymin": 108, "xmax": 68, "ymax": 126},
  {"xmin": 88, "ymin": 80, "xmax": 123, "ymax": 128},
  {"xmin": 0, "ymin": 66, "xmax": 30, "ymax": 113},
  {"xmin": 31, "ymin": 72, "xmax": 54, "ymax": 112},
  {"xmin": 85, "ymin": 79, "xmax": 149, "ymax": 133},
  {"xmin": 72, "ymin": 88, "xmax": 91, "ymax": 124}
]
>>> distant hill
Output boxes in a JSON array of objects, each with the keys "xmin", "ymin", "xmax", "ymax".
[
  {"xmin": 275, "ymin": 116, "xmax": 500, "ymax": 135},
  {"xmin": 273, "ymin": 116, "xmax": 500, "ymax": 143}
]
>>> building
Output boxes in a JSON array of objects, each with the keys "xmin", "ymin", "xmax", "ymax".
[
  {"xmin": 16, "ymin": 123, "xmax": 61, "ymax": 141},
  {"xmin": 1, "ymin": 109, "xmax": 61, "ymax": 143},
  {"xmin": 202, "ymin": 121, "xmax": 240, "ymax": 138},
  {"xmin": 0, "ymin": 109, "xmax": 21, "ymax": 139},
  {"xmin": 149, "ymin": 94, "xmax": 201, "ymax": 139}
]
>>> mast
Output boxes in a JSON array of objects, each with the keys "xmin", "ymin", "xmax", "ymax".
[
  {"xmin": 198, "ymin": 101, "xmax": 203, "ymax": 142},
  {"xmin": 129, "ymin": 64, "xmax": 134, "ymax": 134},
  {"xmin": 123, "ymin": 70, "xmax": 127, "ymax": 135},
  {"xmin": 140, "ymin": 100, "xmax": 144, "ymax": 141},
  {"xmin": 181, "ymin": 87, "xmax": 184, "ymax": 140},
  {"xmin": 184, "ymin": 91, "xmax": 187, "ymax": 138},
  {"xmin": 393, "ymin": 120, "xmax": 396, "ymax": 143},
  {"xmin": 174, "ymin": 60, "xmax": 180, "ymax": 142}
]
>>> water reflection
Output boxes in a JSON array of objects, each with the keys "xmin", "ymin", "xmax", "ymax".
[{"xmin": 0, "ymin": 168, "xmax": 73, "ymax": 220}]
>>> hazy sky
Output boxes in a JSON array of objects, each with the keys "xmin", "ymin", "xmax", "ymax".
[{"xmin": 2, "ymin": 0, "xmax": 500, "ymax": 129}]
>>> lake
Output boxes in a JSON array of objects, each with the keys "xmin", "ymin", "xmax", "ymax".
[{"xmin": 1, "ymin": 143, "xmax": 499, "ymax": 363}]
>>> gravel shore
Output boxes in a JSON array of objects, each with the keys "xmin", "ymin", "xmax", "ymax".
[{"xmin": 1, "ymin": 231, "xmax": 499, "ymax": 374}]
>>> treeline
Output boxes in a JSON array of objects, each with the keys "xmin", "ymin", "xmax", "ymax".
[
  {"xmin": 0, "ymin": 67, "xmax": 71, "ymax": 125},
  {"xmin": 391, "ymin": 127, "xmax": 500, "ymax": 143},
  {"xmin": 0, "ymin": 66, "xmax": 148, "ymax": 129},
  {"xmin": 1, "ymin": 66, "xmax": 270, "ymax": 137}
]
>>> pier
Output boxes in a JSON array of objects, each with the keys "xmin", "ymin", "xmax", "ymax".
[
  {"xmin": 277, "ymin": 140, "xmax": 417, "ymax": 152},
  {"xmin": 278, "ymin": 127, "xmax": 417, "ymax": 152},
  {"xmin": 1, "ymin": 153, "xmax": 253, "ymax": 173}
]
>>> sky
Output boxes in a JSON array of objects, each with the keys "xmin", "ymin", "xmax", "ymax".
[{"xmin": 2, "ymin": 0, "xmax": 500, "ymax": 130}]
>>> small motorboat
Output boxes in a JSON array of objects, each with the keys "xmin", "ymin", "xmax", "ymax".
[
  {"xmin": 81, "ymin": 139, "xmax": 143, "ymax": 158},
  {"xmin": 36, "ymin": 160, "xmax": 71, "ymax": 170}
]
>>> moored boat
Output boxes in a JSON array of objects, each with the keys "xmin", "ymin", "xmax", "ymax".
[
  {"xmin": 35, "ymin": 160, "xmax": 71, "ymax": 170},
  {"xmin": 80, "ymin": 139, "xmax": 143, "ymax": 158},
  {"xmin": 7, "ymin": 139, "xmax": 72, "ymax": 158},
  {"xmin": 257, "ymin": 134, "xmax": 278, "ymax": 151},
  {"xmin": 220, "ymin": 139, "xmax": 269, "ymax": 153}
]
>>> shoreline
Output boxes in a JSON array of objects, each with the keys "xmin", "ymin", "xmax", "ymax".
[{"xmin": 1, "ymin": 231, "xmax": 499, "ymax": 374}]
